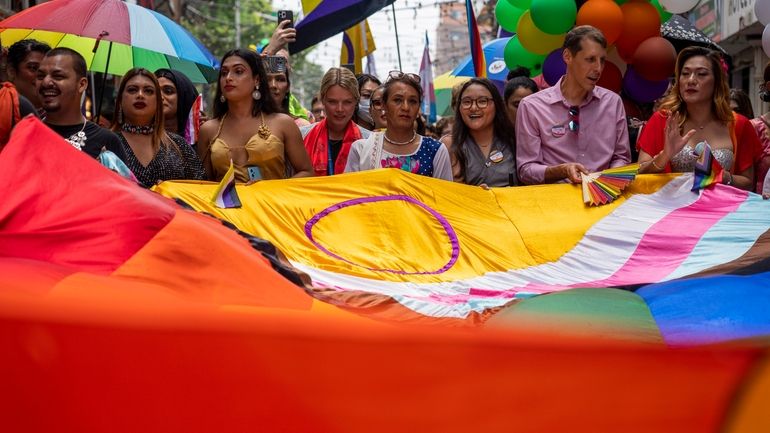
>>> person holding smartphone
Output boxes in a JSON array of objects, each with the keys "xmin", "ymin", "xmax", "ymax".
[
  {"xmin": 262, "ymin": 11, "xmax": 295, "ymax": 56},
  {"xmin": 197, "ymin": 49, "xmax": 313, "ymax": 182}
]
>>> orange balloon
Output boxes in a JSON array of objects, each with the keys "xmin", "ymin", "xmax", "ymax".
[
  {"xmin": 632, "ymin": 36, "xmax": 677, "ymax": 81},
  {"xmin": 597, "ymin": 61, "xmax": 622, "ymax": 93},
  {"xmin": 576, "ymin": 0, "xmax": 624, "ymax": 45},
  {"xmin": 615, "ymin": 0, "xmax": 661, "ymax": 62}
]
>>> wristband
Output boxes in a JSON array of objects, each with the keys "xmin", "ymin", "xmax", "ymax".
[
  {"xmin": 725, "ymin": 172, "xmax": 733, "ymax": 185},
  {"xmin": 650, "ymin": 153, "xmax": 664, "ymax": 171}
]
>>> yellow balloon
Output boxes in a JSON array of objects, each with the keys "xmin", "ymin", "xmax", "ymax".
[{"xmin": 516, "ymin": 10, "xmax": 566, "ymax": 55}]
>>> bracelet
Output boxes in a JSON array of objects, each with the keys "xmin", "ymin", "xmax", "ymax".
[
  {"xmin": 725, "ymin": 171, "xmax": 733, "ymax": 185},
  {"xmin": 650, "ymin": 154, "xmax": 664, "ymax": 171}
]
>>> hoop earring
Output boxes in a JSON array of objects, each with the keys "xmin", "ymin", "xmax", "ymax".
[
  {"xmin": 252, "ymin": 89, "xmax": 261, "ymax": 100},
  {"xmin": 220, "ymin": 95, "xmax": 226, "ymax": 103}
]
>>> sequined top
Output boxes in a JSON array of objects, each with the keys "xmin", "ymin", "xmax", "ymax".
[{"xmin": 670, "ymin": 142, "xmax": 734, "ymax": 172}]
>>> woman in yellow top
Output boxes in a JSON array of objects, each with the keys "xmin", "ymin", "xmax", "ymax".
[{"xmin": 197, "ymin": 48, "xmax": 313, "ymax": 182}]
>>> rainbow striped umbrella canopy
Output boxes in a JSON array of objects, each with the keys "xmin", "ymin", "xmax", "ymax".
[{"xmin": 0, "ymin": 0, "xmax": 219, "ymax": 83}]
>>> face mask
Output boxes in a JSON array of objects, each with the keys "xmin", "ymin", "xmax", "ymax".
[{"xmin": 358, "ymin": 97, "xmax": 373, "ymax": 124}]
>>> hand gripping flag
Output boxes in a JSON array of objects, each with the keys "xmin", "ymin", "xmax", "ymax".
[{"xmin": 691, "ymin": 141, "xmax": 724, "ymax": 191}]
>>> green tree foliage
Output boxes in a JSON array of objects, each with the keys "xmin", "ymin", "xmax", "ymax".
[{"xmin": 182, "ymin": 0, "xmax": 275, "ymax": 58}]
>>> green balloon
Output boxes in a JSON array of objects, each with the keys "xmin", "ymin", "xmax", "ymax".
[
  {"xmin": 504, "ymin": 36, "xmax": 547, "ymax": 76},
  {"xmin": 651, "ymin": 0, "xmax": 673, "ymax": 23},
  {"xmin": 506, "ymin": 0, "xmax": 531, "ymax": 10},
  {"xmin": 496, "ymin": 0, "xmax": 526, "ymax": 33},
  {"xmin": 615, "ymin": 0, "xmax": 628, "ymax": 5},
  {"xmin": 530, "ymin": 0, "xmax": 576, "ymax": 35}
]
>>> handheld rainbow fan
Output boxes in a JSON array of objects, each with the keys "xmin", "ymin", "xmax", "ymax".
[{"xmin": 580, "ymin": 164, "xmax": 639, "ymax": 206}]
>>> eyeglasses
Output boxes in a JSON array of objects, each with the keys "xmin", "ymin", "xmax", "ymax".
[
  {"xmin": 459, "ymin": 97, "xmax": 493, "ymax": 110},
  {"xmin": 388, "ymin": 70, "xmax": 421, "ymax": 83},
  {"xmin": 568, "ymin": 105, "xmax": 579, "ymax": 133}
]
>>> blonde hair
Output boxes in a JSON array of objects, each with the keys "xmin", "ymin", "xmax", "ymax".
[{"xmin": 319, "ymin": 67, "xmax": 359, "ymax": 101}]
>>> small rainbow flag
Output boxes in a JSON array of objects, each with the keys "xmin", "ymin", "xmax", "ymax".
[
  {"xmin": 211, "ymin": 160, "xmax": 242, "ymax": 208},
  {"xmin": 184, "ymin": 94, "xmax": 202, "ymax": 145},
  {"xmin": 465, "ymin": 0, "xmax": 486, "ymax": 78},
  {"xmin": 581, "ymin": 164, "xmax": 639, "ymax": 206},
  {"xmin": 691, "ymin": 141, "xmax": 724, "ymax": 191}
]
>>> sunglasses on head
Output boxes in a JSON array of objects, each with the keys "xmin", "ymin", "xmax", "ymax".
[{"xmin": 388, "ymin": 70, "xmax": 421, "ymax": 84}]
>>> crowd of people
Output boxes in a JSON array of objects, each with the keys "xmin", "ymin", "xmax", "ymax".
[{"xmin": 2, "ymin": 23, "xmax": 770, "ymax": 197}]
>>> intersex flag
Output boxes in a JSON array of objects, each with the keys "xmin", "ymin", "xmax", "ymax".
[
  {"xmin": 340, "ymin": 20, "xmax": 376, "ymax": 74},
  {"xmin": 419, "ymin": 31, "xmax": 437, "ymax": 123},
  {"xmin": 466, "ymin": 0, "xmax": 486, "ymax": 78}
]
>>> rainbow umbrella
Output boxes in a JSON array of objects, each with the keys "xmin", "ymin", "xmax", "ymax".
[{"xmin": 0, "ymin": 0, "xmax": 219, "ymax": 84}]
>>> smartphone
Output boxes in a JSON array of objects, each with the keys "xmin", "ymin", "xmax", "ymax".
[
  {"xmin": 247, "ymin": 166, "xmax": 262, "ymax": 181},
  {"xmin": 263, "ymin": 55, "xmax": 287, "ymax": 73},
  {"xmin": 277, "ymin": 10, "xmax": 293, "ymax": 28}
]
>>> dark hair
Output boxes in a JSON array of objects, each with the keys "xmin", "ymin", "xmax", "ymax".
[
  {"xmin": 155, "ymin": 68, "xmax": 200, "ymax": 136},
  {"xmin": 452, "ymin": 78, "xmax": 515, "ymax": 181},
  {"xmin": 658, "ymin": 46, "xmax": 732, "ymax": 125},
  {"xmin": 44, "ymin": 47, "xmax": 87, "ymax": 79},
  {"xmin": 7, "ymin": 39, "xmax": 50, "ymax": 71},
  {"xmin": 382, "ymin": 75, "xmax": 423, "ymax": 104},
  {"xmin": 504, "ymin": 67, "xmax": 538, "ymax": 102},
  {"xmin": 357, "ymin": 73, "xmax": 382, "ymax": 92},
  {"xmin": 563, "ymin": 25, "xmax": 607, "ymax": 55},
  {"xmin": 213, "ymin": 49, "xmax": 277, "ymax": 119},
  {"xmin": 111, "ymin": 68, "xmax": 176, "ymax": 153},
  {"xmin": 729, "ymin": 88, "xmax": 755, "ymax": 119},
  {"xmin": 763, "ymin": 61, "xmax": 770, "ymax": 83},
  {"xmin": 311, "ymin": 94, "xmax": 321, "ymax": 106}
]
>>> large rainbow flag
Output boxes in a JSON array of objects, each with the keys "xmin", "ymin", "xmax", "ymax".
[{"xmin": 1, "ymin": 118, "xmax": 770, "ymax": 432}]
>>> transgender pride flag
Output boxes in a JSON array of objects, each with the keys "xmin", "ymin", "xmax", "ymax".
[
  {"xmin": 419, "ymin": 31, "xmax": 436, "ymax": 124},
  {"xmin": 211, "ymin": 160, "xmax": 242, "ymax": 209}
]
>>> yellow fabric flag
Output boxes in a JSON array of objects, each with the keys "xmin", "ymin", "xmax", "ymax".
[
  {"xmin": 300, "ymin": 0, "xmax": 322, "ymax": 14},
  {"xmin": 340, "ymin": 20, "xmax": 376, "ymax": 75}
]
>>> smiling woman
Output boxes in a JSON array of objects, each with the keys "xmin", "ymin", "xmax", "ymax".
[
  {"xmin": 111, "ymin": 68, "xmax": 205, "ymax": 187},
  {"xmin": 344, "ymin": 71, "xmax": 453, "ymax": 181}
]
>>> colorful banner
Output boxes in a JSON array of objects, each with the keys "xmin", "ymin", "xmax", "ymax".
[
  {"xmin": 419, "ymin": 31, "xmax": 437, "ymax": 123},
  {"xmin": 340, "ymin": 20, "xmax": 376, "ymax": 74},
  {"xmin": 466, "ymin": 0, "xmax": 487, "ymax": 78}
]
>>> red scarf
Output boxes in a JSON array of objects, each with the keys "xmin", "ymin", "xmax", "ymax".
[{"xmin": 303, "ymin": 118, "xmax": 362, "ymax": 176}]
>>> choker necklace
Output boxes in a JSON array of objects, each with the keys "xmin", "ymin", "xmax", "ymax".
[
  {"xmin": 44, "ymin": 117, "xmax": 87, "ymax": 151},
  {"xmin": 383, "ymin": 131, "xmax": 417, "ymax": 146},
  {"xmin": 121, "ymin": 122, "xmax": 154, "ymax": 135}
]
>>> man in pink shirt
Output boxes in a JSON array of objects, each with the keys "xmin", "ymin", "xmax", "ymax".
[{"xmin": 516, "ymin": 25, "xmax": 631, "ymax": 184}]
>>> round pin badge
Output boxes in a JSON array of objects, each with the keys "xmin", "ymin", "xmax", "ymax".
[{"xmin": 489, "ymin": 150, "xmax": 504, "ymax": 163}]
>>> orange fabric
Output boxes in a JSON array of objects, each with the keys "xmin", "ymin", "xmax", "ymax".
[
  {"xmin": 0, "ymin": 82, "xmax": 21, "ymax": 147},
  {"xmin": 303, "ymin": 118, "xmax": 362, "ymax": 175},
  {"xmin": 638, "ymin": 111, "xmax": 761, "ymax": 174},
  {"xmin": 0, "ymin": 286, "xmax": 764, "ymax": 433},
  {"xmin": 113, "ymin": 209, "xmax": 313, "ymax": 309}
]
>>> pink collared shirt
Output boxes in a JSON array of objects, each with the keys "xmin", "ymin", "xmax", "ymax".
[{"xmin": 515, "ymin": 77, "xmax": 631, "ymax": 184}]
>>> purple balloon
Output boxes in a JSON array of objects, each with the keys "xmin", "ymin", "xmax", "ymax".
[
  {"xmin": 542, "ymin": 49, "xmax": 566, "ymax": 86},
  {"xmin": 623, "ymin": 66, "xmax": 670, "ymax": 104}
]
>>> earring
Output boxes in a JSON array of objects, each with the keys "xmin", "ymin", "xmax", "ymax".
[
  {"xmin": 220, "ymin": 95, "xmax": 226, "ymax": 103},
  {"xmin": 252, "ymin": 89, "xmax": 261, "ymax": 100}
]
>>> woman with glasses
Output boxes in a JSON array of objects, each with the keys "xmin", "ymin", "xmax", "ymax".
[
  {"xmin": 111, "ymin": 68, "xmax": 205, "ymax": 187},
  {"xmin": 197, "ymin": 49, "xmax": 313, "ymax": 182},
  {"xmin": 355, "ymin": 73, "xmax": 382, "ymax": 131},
  {"xmin": 301, "ymin": 67, "xmax": 371, "ymax": 176},
  {"xmin": 637, "ymin": 47, "xmax": 761, "ymax": 191},
  {"xmin": 265, "ymin": 50, "xmax": 311, "ymax": 127},
  {"xmin": 441, "ymin": 78, "xmax": 517, "ymax": 187},
  {"xmin": 368, "ymin": 85, "xmax": 387, "ymax": 131},
  {"xmin": 344, "ymin": 71, "xmax": 452, "ymax": 180}
]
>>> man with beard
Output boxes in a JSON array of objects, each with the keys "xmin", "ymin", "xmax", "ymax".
[
  {"xmin": 516, "ymin": 25, "xmax": 630, "ymax": 185},
  {"xmin": 36, "ymin": 47, "xmax": 125, "ymax": 161}
]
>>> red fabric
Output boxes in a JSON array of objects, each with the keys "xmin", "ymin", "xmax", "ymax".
[
  {"xmin": 750, "ymin": 117, "xmax": 770, "ymax": 193},
  {"xmin": 0, "ymin": 82, "xmax": 21, "ymax": 147},
  {"xmin": 303, "ymin": 118, "xmax": 362, "ymax": 176},
  {"xmin": 637, "ymin": 111, "xmax": 762, "ymax": 174},
  {"xmin": 0, "ymin": 117, "xmax": 175, "ymax": 274}
]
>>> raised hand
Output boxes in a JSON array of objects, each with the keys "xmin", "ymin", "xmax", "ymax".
[{"xmin": 663, "ymin": 112, "xmax": 696, "ymax": 159}]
